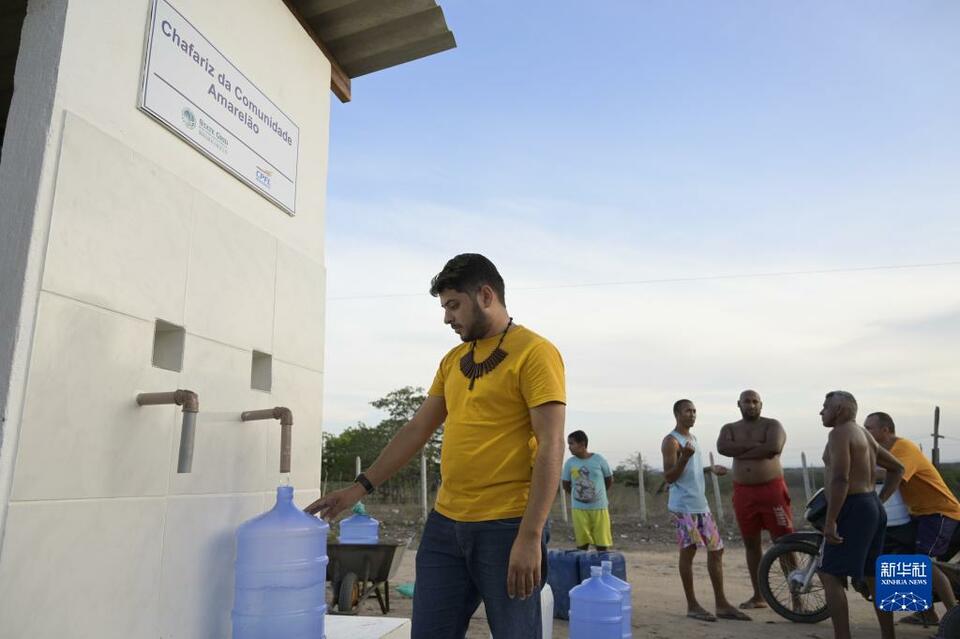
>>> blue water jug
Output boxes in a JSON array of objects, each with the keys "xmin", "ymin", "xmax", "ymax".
[
  {"xmin": 577, "ymin": 550, "xmax": 627, "ymax": 583},
  {"xmin": 232, "ymin": 486, "xmax": 329, "ymax": 639},
  {"xmin": 338, "ymin": 512, "xmax": 379, "ymax": 544},
  {"xmin": 568, "ymin": 565, "xmax": 622, "ymax": 639},
  {"xmin": 547, "ymin": 549, "xmax": 584, "ymax": 619},
  {"xmin": 600, "ymin": 560, "xmax": 632, "ymax": 639}
]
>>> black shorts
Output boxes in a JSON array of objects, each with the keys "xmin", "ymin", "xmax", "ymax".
[
  {"xmin": 915, "ymin": 514, "xmax": 960, "ymax": 557},
  {"xmin": 883, "ymin": 521, "xmax": 917, "ymax": 555},
  {"xmin": 820, "ymin": 492, "xmax": 887, "ymax": 581}
]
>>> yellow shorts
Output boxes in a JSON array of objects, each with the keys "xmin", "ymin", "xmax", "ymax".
[{"xmin": 572, "ymin": 508, "xmax": 613, "ymax": 547}]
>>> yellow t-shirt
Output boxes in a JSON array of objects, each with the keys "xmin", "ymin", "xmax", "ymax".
[
  {"xmin": 890, "ymin": 438, "xmax": 960, "ymax": 519},
  {"xmin": 428, "ymin": 325, "xmax": 565, "ymax": 522}
]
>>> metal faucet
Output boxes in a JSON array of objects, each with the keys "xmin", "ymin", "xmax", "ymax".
[
  {"xmin": 136, "ymin": 390, "xmax": 199, "ymax": 473},
  {"xmin": 241, "ymin": 407, "xmax": 293, "ymax": 473}
]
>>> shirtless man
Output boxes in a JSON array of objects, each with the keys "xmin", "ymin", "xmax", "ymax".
[
  {"xmin": 717, "ymin": 389, "xmax": 793, "ymax": 609},
  {"xmin": 819, "ymin": 391, "xmax": 904, "ymax": 639}
]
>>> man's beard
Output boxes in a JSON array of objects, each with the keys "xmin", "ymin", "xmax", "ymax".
[{"xmin": 460, "ymin": 302, "xmax": 491, "ymax": 342}]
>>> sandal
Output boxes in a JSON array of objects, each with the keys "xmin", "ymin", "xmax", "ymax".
[{"xmin": 686, "ymin": 610, "xmax": 717, "ymax": 622}]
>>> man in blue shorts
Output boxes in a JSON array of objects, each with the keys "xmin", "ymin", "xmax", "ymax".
[{"xmin": 819, "ymin": 391, "xmax": 904, "ymax": 639}]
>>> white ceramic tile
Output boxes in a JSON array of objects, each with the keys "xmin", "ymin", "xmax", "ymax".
[
  {"xmin": 11, "ymin": 293, "xmax": 177, "ymax": 500},
  {"xmin": 273, "ymin": 244, "xmax": 325, "ymax": 371},
  {"xmin": 169, "ymin": 335, "xmax": 267, "ymax": 495},
  {"xmin": 159, "ymin": 494, "xmax": 265, "ymax": 639},
  {"xmin": 42, "ymin": 112, "xmax": 193, "ymax": 323},
  {"xmin": 265, "ymin": 361, "xmax": 323, "ymax": 491},
  {"xmin": 0, "ymin": 498, "xmax": 164, "ymax": 639},
  {"xmin": 184, "ymin": 193, "xmax": 277, "ymax": 352}
]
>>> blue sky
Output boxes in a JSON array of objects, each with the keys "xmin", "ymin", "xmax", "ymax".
[{"xmin": 320, "ymin": 1, "xmax": 960, "ymax": 470}]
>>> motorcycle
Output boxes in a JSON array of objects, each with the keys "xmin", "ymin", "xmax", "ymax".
[
  {"xmin": 758, "ymin": 488, "xmax": 960, "ymax": 636},
  {"xmin": 756, "ymin": 489, "xmax": 829, "ymax": 623}
]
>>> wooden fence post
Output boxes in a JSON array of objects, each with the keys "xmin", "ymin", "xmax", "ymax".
[
  {"xmin": 638, "ymin": 452, "xmax": 647, "ymax": 524},
  {"xmin": 708, "ymin": 452, "xmax": 724, "ymax": 521}
]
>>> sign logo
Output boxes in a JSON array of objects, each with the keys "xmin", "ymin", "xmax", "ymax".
[
  {"xmin": 876, "ymin": 555, "xmax": 932, "ymax": 612},
  {"xmin": 181, "ymin": 107, "xmax": 197, "ymax": 130},
  {"xmin": 256, "ymin": 166, "xmax": 272, "ymax": 189}
]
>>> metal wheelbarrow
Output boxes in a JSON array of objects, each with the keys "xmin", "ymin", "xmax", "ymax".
[{"xmin": 326, "ymin": 541, "xmax": 407, "ymax": 615}]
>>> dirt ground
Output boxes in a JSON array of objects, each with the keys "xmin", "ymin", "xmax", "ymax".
[{"xmin": 345, "ymin": 540, "xmax": 940, "ymax": 639}]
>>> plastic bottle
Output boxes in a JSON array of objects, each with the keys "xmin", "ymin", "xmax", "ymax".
[
  {"xmin": 232, "ymin": 486, "xmax": 329, "ymax": 639},
  {"xmin": 600, "ymin": 560, "xmax": 632, "ymax": 638},
  {"xmin": 338, "ymin": 503, "xmax": 379, "ymax": 544},
  {"xmin": 568, "ymin": 565, "xmax": 622, "ymax": 639}
]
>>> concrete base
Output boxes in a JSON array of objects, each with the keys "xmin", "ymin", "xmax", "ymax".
[{"xmin": 325, "ymin": 615, "xmax": 411, "ymax": 638}]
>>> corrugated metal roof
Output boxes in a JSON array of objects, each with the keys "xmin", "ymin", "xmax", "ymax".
[{"xmin": 286, "ymin": 0, "xmax": 456, "ymax": 101}]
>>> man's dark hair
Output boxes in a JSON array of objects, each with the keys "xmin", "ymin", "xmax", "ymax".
[
  {"xmin": 568, "ymin": 430, "xmax": 588, "ymax": 446},
  {"xmin": 867, "ymin": 411, "xmax": 896, "ymax": 434},
  {"xmin": 673, "ymin": 399, "xmax": 693, "ymax": 417},
  {"xmin": 429, "ymin": 253, "xmax": 506, "ymax": 304}
]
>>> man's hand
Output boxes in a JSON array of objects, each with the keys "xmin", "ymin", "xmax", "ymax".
[
  {"xmin": 823, "ymin": 520, "xmax": 843, "ymax": 545},
  {"xmin": 507, "ymin": 531, "xmax": 541, "ymax": 600},
  {"xmin": 679, "ymin": 442, "xmax": 696, "ymax": 461},
  {"xmin": 709, "ymin": 464, "xmax": 728, "ymax": 476},
  {"xmin": 304, "ymin": 484, "xmax": 365, "ymax": 520}
]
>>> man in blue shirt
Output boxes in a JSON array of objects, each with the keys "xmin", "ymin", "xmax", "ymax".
[
  {"xmin": 562, "ymin": 430, "xmax": 613, "ymax": 550},
  {"xmin": 662, "ymin": 399, "xmax": 750, "ymax": 622}
]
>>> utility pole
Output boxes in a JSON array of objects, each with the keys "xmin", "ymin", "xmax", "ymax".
[{"xmin": 932, "ymin": 406, "xmax": 942, "ymax": 469}]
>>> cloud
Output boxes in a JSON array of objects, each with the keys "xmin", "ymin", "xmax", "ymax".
[{"xmin": 322, "ymin": 196, "xmax": 960, "ymax": 468}]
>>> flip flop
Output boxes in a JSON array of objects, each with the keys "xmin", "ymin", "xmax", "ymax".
[
  {"xmin": 686, "ymin": 610, "xmax": 718, "ymax": 622},
  {"xmin": 739, "ymin": 600, "xmax": 767, "ymax": 609},
  {"xmin": 717, "ymin": 610, "xmax": 753, "ymax": 621}
]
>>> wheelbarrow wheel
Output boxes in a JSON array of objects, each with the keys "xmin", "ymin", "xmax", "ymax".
[{"xmin": 338, "ymin": 572, "xmax": 359, "ymax": 613}]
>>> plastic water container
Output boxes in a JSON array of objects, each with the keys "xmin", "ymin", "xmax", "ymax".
[
  {"xmin": 568, "ymin": 566, "xmax": 622, "ymax": 639},
  {"xmin": 547, "ymin": 549, "xmax": 583, "ymax": 619},
  {"xmin": 577, "ymin": 550, "xmax": 627, "ymax": 583},
  {"xmin": 600, "ymin": 560, "xmax": 631, "ymax": 639},
  {"xmin": 540, "ymin": 583, "xmax": 554, "ymax": 639},
  {"xmin": 338, "ymin": 513, "xmax": 379, "ymax": 544},
  {"xmin": 232, "ymin": 486, "xmax": 329, "ymax": 639}
]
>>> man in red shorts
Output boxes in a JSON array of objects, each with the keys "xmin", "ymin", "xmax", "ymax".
[{"xmin": 717, "ymin": 389, "xmax": 794, "ymax": 609}]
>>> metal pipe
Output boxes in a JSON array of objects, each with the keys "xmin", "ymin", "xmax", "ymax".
[
  {"xmin": 240, "ymin": 407, "xmax": 293, "ymax": 473},
  {"xmin": 136, "ymin": 390, "xmax": 200, "ymax": 473},
  {"xmin": 178, "ymin": 411, "xmax": 197, "ymax": 473}
]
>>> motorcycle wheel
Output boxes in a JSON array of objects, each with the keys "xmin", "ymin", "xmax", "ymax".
[{"xmin": 758, "ymin": 540, "xmax": 830, "ymax": 623}]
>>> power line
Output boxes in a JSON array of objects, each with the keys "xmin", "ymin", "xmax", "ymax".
[{"xmin": 328, "ymin": 259, "xmax": 960, "ymax": 302}]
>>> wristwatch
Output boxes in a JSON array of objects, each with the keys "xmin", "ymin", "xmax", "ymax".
[{"xmin": 354, "ymin": 472, "xmax": 375, "ymax": 495}]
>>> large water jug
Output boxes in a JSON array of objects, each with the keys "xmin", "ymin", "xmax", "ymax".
[
  {"xmin": 232, "ymin": 486, "xmax": 329, "ymax": 639},
  {"xmin": 600, "ymin": 560, "xmax": 631, "ymax": 639},
  {"xmin": 338, "ymin": 505, "xmax": 379, "ymax": 544},
  {"xmin": 568, "ymin": 566, "xmax": 622, "ymax": 639}
]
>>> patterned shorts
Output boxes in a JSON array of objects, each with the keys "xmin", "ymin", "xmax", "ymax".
[{"xmin": 671, "ymin": 511, "xmax": 724, "ymax": 551}]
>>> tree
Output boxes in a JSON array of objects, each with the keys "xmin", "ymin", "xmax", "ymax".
[
  {"xmin": 322, "ymin": 386, "xmax": 443, "ymax": 501},
  {"xmin": 613, "ymin": 452, "xmax": 656, "ymax": 491}
]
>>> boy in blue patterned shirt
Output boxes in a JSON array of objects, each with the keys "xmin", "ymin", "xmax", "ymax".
[{"xmin": 562, "ymin": 430, "xmax": 613, "ymax": 550}]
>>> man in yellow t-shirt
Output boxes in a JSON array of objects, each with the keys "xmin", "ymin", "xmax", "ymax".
[
  {"xmin": 306, "ymin": 254, "xmax": 566, "ymax": 639},
  {"xmin": 865, "ymin": 411, "xmax": 959, "ymax": 620}
]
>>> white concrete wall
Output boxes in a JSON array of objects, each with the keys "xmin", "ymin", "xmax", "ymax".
[{"xmin": 0, "ymin": 1, "xmax": 330, "ymax": 637}]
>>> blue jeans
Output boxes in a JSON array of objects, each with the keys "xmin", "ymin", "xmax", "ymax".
[{"xmin": 411, "ymin": 510, "xmax": 547, "ymax": 639}]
